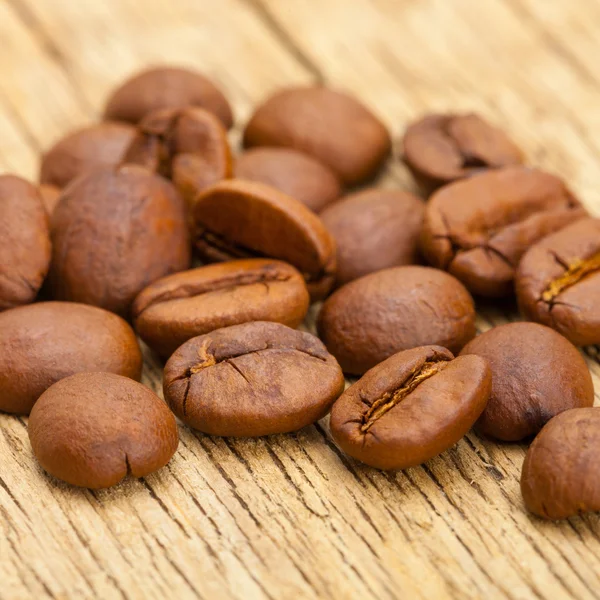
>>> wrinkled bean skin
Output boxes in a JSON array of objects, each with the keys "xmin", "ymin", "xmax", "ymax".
[
  {"xmin": 235, "ymin": 147, "xmax": 341, "ymax": 213},
  {"xmin": 163, "ymin": 322, "xmax": 345, "ymax": 437},
  {"xmin": 29, "ymin": 373, "xmax": 179, "ymax": 489},
  {"xmin": 0, "ymin": 302, "xmax": 142, "ymax": 415},
  {"xmin": 318, "ymin": 266, "xmax": 476, "ymax": 375},
  {"xmin": 320, "ymin": 188, "xmax": 424, "ymax": 286},
  {"xmin": 104, "ymin": 66, "xmax": 233, "ymax": 128},
  {"xmin": 192, "ymin": 180, "xmax": 337, "ymax": 301},
  {"xmin": 0, "ymin": 175, "xmax": 51, "ymax": 311},
  {"xmin": 420, "ymin": 167, "xmax": 586, "ymax": 297},
  {"xmin": 460, "ymin": 322, "xmax": 593, "ymax": 441},
  {"xmin": 521, "ymin": 408, "xmax": 600, "ymax": 519},
  {"xmin": 243, "ymin": 87, "xmax": 391, "ymax": 185},
  {"xmin": 516, "ymin": 217, "xmax": 600, "ymax": 346},
  {"xmin": 48, "ymin": 165, "xmax": 191, "ymax": 317},
  {"xmin": 330, "ymin": 346, "xmax": 492, "ymax": 470},
  {"xmin": 133, "ymin": 259, "xmax": 309, "ymax": 358}
]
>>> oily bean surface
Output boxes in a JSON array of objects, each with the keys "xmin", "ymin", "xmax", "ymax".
[{"xmin": 163, "ymin": 321, "xmax": 345, "ymax": 437}]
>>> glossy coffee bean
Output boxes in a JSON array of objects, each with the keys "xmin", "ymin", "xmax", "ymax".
[
  {"xmin": 521, "ymin": 408, "xmax": 600, "ymax": 519},
  {"xmin": 516, "ymin": 217, "xmax": 600, "ymax": 346},
  {"xmin": 104, "ymin": 66, "xmax": 233, "ymax": 128},
  {"xmin": 164, "ymin": 322, "xmax": 345, "ymax": 437},
  {"xmin": 330, "ymin": 346, "xmax": 491, "ymax": 470},
  {"xmin": 0, "ymin": 175, "xmax": 51, "ymax": 311},
  {"xmin": 320, "ymin": 188, "xmax": 424, "ymax": 286},
  {"xmin": 460, "ymin": 322, "xmax": 593, "ymax": 441},
  {"xmin": 420, "ymin": 167, "xmax": 586, "ymax": 297},
  {"xmin": 0, "ymin": 302, "xmax": 142, "ymax": 415},
  {"xmin": 48, "ymin": 165, "xmax": 191, "ymax": 317},
  {"xmin": 29, "ymin": 373, "xmax": 179, "ymax": 489},
  {"xmin": 40, "ymin": 122, "xmax": 136, "ymax": 189},
  {"xmin": 133, "ymin": 259, "xmax": 309, "ymax": 358},
  {"xmin": 235, "ymin": 147, "xmax": 341, "ymax": 213},
  {"xmin": 192, "ymin": 180, "xmax": 336, "ymax": 300},
  {"xmin": 318, "ymin": 266, "xmax": 476, "ymax": 375},
  {"xmin": 243, "ymin": 87, "xmax": 391, "ymax": 185}
]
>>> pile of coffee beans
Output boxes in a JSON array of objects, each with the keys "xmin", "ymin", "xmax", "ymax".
[{"xmin": 2, "ymin": 65, "xmax": 599, "ymax": 520}]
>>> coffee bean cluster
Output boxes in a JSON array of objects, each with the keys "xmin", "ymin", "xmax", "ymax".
[{"xmin": 1, "ymin": 65, "xmax": 598, "ymax": 521}]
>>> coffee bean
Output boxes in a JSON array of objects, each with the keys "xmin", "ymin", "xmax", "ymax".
[
  {"xmin": 124, "ymin": 106, "xmax": 233, "ymax": 207},
  {"xmin": 192, "ymin": 180, "xmax": 336, "ymax": 300},
  {"xmin": 29, "ymin": 372, "xmax": 179, "ymax": 489},
  {"xmin": 330, "ymin": 346, "xmax": 491, "ymax": 470},
  {"xmin": 460, "ymin": 322, "xmax": 593, "ymax": 441},
  {"xmin": 420, "ymin": 167, "xmax": 586, "ymax": 297},
  {"xmin": 104, "ymin": 66, "xmax": 233, "ymax": 128},
  {"xmin": 521, "ymin": 408, "xmax": 600, "ymax": 519},
  {"xmin": 516, "ymin": 217, "xmax": 600, "ymax": 346},
  {"xmin": 320, "ymin": 188, "xmax": 424, "ymax": 287},
  {"xmin": 318, "ymin": 266, "xmax": 476, "ymax": 375},
  {"xmin": 0, "ymin": 302, "xmax": 142, "ymax": 415},
  {"xmin": 133, "ymin": 259, "xmax": 309, "ymax": 358},
  {"xmin": 403, "ymin": 113, "xmax": 523, "ymax": 193},
  {"xmin": 48, "ymin": 165, "xmax": 190, "ymax": 317},
  {"xmin": 40, "ymin": 122, "xmax": 136, "ymax": 189},
  {"xmin": 243, "ymin": 87, "xmax": 391, "ymax": 185},
  {"xmin": 235, "ymin": 147, "xmax": 341, "ymax": 213},
  {"xmin": 0, "ymin": 175, "xmax": 51, "ymax": 311},
  {"xmin": 163, "ymin": 322, "xmax": 345, "ymax": 437}
]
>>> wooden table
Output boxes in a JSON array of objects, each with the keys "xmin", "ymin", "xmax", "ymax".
[{"xmin": 1, "ymin": 1, "xmax": 600, "ymax": 598}]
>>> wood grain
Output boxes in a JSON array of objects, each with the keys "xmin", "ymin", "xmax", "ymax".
[{"xmin": 1, "ymin": 1, "xmax": 600, "ymax": 598}]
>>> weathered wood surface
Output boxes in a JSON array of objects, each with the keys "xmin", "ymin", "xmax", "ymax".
[{"xmin": 1, "ymin": 0, "xmax": 600, "ymax": 598}]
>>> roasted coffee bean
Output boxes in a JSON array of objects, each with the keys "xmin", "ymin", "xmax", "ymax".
[
  {"xmin": 192, "ymin": 180, "xmax": 336, "ymax": 300},
  {"xmin": 403, "ymin": 113, "xmax": 523, "ymax": 192},
  {"xmin": 521, "ymin": 408, "xmax": 600, "ymax": 519},
  {"xmin": 38, "ymin": 184, "xmax": 61, "ymax": 215},
  {"xmin": 320, "ymin": 188, "xmax": 424, "ymax": 286},
  {"xmin": 330, "ymin": 346, "xmax": 491, "ymax": 470},
  {"xmin": 234, "ymin": 147, "xmax": 341, "ymax": 213},
  {"xmin": 104, "ymin": 66, "xmax": 233, "ymax": 128},
  {"xmin": 318, "ymin": 266, "xmax": 476, "ymax": 375},
  {"xmin": 40, "ymin": 122, "xmax": 136, "ymax": 189},
  {"xmin": 460, "ymin": 322, "xmax": 593, "ymax": 441},
  {"xmin": 0, "ymin": 175, "xmax": 51, "ymax": 311},
  {"xmin": 48, "ymin": 165, "xmax": 191, "ymax": 317},
  {"xmin": 133, "ymin": 259, "xmax": 309, "ymax": 358},
  {"xmin": 243, "ymin": 87, "xmax": 391, "ymax": 185},
  {"xmin": 420, "ymin": 167, "xmax": 586, "ymax": 297},
  {"xmin": 516, "ymin": 217, "xmax": 600, "ymax": 346},
  {"xmin": 29, "ymin": 372, "xmax": 179, "ymax": 489},
  {"xmin": 163, "ymin": 322, "xmax": 345, "ymax": 437},
  {"xmin": 0, "ymin": 302, "xmax": 142, "ymax": 415},
  {"xmin": 124, "ymin": 106, "xmax": 233, "ymax": 206}
]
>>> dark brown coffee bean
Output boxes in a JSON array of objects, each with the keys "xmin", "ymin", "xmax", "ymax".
[
  {"xmin": 403, "ymin": 113, "xmax": 523, "ymax": 192},
  {"xmin": 420, "ymin": 167, "xmax": 586, "ymax": 297},
  {"xmin": 318, "ymin": 266, "xmax": 476, "ymax": 375},
  {"xmin": 460, "ymin": 322, "xmax": 593, "ymax": 441},
  {"xmin": 320, "ymin": 188, "xmax": 424, "ymax": 286},
  {"xmin": 133, "ymin": 259, "xmax": 309, "ymax": 358},
  {"xmin": 124, "ymin": 107, "xmax": 233, "ymax": 207},
  {"xmin": 29, "ymin": 372, "xmax": 179, "ymax": 489},
  {"xmin": 192, "ymin": 180, "xmax": 336, "ymax": 300},
  {"xmin": 40, "ymin": 122, "xmax": 136, "ymax": 189},
  {"xmin": 38, "ymin": 184, "xmax": 61, "ymax": 215},
  {"xmin": 243, "ymin": 87, "xmax": 391, "ymax": 185},
  {"xmin": 0, "ymin": 302, "xmax": 142, "ymax": 415},
  {"xmin": 0, "ymin": 175, "xmax": 51, "ymax": 311},
  {"xmin": 516, "ymin": 217, "xmax": 600, "ymax": 346},
  {"xmin": 104, "ymin": 66, "xmax": 233, "ymax": 128},
  {"xmin": 48, "ymin": 165, "xmax": 191, "ymax": 317},
  {"xmin": 521, "ymin": 408, "xmax": 600, "ymax": 519},
  {"xmin": 164, "ymin": 322, "xmax": 345, "ymax": 437},
  {"xmin": 330, "ymin": 346, "xmax": 491, "ymax": 470}
]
